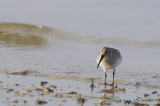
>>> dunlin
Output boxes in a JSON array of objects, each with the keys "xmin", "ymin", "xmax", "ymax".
[{"xmin": 97, "ymin": 47, "xmax": 122, "ymax": 85}]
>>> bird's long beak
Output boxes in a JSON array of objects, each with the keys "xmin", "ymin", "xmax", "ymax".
[{"xmin": 97, "ymin": 55, "xmax": 104, "ymax": 69}]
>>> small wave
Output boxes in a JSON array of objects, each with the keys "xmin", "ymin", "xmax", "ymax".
[
  {"xmin": 0, "ymin": 22, "xmax": 92, "ymax": 46},
  {"xmin": 0, "ymin": 22, "xmax": 53, "ymax": 46},
  {"xmin": 0, "ymin": 22, "xmax": 53, "ymax": 34}
]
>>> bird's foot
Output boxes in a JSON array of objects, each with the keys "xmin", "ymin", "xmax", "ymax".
[
  {"xmin": 103, "ymin": 82, "xmax": 108, "ymax": 85},
  {"xmin": 110, "ymin": 83, "xmax": 114, "ymax": 86}
]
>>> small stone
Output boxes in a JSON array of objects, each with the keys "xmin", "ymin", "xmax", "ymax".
[
  {"xmin": 6, "ymin": 89, "xmax": 14, "ymax": 93},
  {"xmin": 40, "ymin": 81, "xmax": 48, "ymax": 86},
  {"xmin": 15, "ymin": 91, "xmax": 20, "ymax": 96},
  {"xmin": 27, "ymin": 89, "xmax": 32, "ymax": 94},
  {"xmin": 36, "ymin": 100, "xmax": 47, "ymax": 105},
  {"xmin": 152, "ymin": 91, "xmax": 157, "ymax": 94},
  {"xmin": 50, "ymin": 85, "xmax": 57, "ymax": 89},
  {"xmin": 69, "ymin": 91, "xmax": 77, "ymax": 95},
  {"xmin": 152, "ymin": 75, "xmax": 158, "ymax": 78},
  {"xmin": 43, "ymin": 87, "xmax": 53, "ymax": 94},
  {"xmin": 144, "ymin": 94, "xmax": 150, "ymax": 98},
  {"xmin": 35, "ymin": 88, "xmax": 43, "ymax": 92},
  {"xmin": 77, "ymin": 97, "xmax": 86, "ymax": 104},
  {"xmin": 135, "ymin": 82, "xmax": 141, "ymax": 86},
  {"xmin": 12, "ymin": 99, "xmax": 18, "ymax": 103},
  {"xmin": 15, "ymin": 84, "xmax": 19, "ymax": 86}
]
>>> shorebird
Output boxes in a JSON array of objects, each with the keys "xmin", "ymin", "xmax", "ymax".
[{"xmin": 97, "ymin": 47, "xmax": 122, "ymax": 85}]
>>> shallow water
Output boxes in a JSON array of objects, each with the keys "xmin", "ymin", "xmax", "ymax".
[{"xmin": 0, "ymin": 22, "xmax": 160, "ymax": 105}]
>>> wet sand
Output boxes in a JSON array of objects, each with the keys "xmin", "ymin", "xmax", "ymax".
[{"xmin": 0, "ymin": 70, "xmax": 160, "ymax": 106}]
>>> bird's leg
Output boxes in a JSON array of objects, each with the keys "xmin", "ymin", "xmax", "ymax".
[
  {"xmin": 111, "ymin": 69, "xmax": 115, "ymax": 86},
  {"xmin": 103, "ymin": 72, "xmax": 108, "ymax": 85}
]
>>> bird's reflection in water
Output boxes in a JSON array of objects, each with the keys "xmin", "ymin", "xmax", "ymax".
[
  {"xmin": 90, "ymin": 79, "xmax": 116, "ymax": 98},
  {"xmin": 103, "ymin": 84, "xmax": 114, "ymax": 99}
]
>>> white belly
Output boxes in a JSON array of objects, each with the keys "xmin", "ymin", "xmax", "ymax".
[{"xmin": 99, "ymin": 56, "xmax": 122, "ymax": 72}]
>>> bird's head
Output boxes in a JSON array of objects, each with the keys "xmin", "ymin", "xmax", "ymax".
[{"xmin": 97, "ymin": 47, "xmax": 109, "ymax": 69}]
